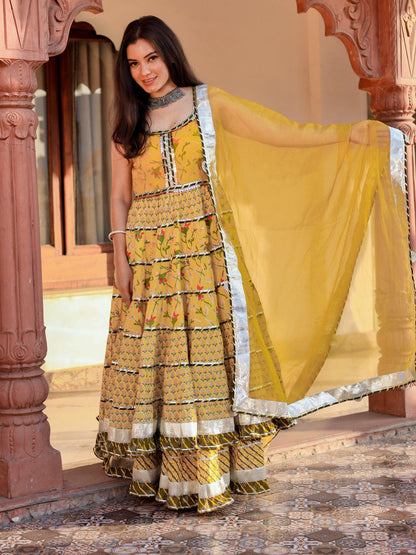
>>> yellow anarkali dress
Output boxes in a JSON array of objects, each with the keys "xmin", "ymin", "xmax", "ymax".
[{"xmin": 95, "ymin": 85, "xmax": 415, "ymax": 512}]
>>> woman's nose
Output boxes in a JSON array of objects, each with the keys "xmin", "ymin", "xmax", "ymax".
[{"xmin": 141, "ymin": 62, "xmax": 151, "ymax": 76}]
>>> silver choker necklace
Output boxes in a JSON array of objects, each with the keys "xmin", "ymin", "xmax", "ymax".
[{"xmin": 149, "ymin": 87, "xmax": 185, "ymax": 110}]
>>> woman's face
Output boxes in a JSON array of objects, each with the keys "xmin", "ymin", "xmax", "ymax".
[{"xmin": 126, "ymin": 38, "xmax": 175, "ymax": 97}]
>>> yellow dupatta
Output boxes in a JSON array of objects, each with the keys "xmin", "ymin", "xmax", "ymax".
[{"xmin": 196, "ymin": 85, "xmax": 415, "ymax": 418}]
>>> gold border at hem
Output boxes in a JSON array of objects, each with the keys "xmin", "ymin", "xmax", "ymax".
[
  {"xmin": 94, "ymin": 430, "xmax": 241, "ymax": 460},
  {"xmin": 94, "ymin": 422, "xmax": 286, "ymax": 461},
  {"xmin": 231, "ymin": 479, "xmax": 270, "ymax": 495},
  {"xmin": 129, "ymin": 480, "xmax": 158, "ymax": 497}
]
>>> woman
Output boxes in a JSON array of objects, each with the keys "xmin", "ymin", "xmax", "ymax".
[{"xmin": 95, "ymin": 16, "xmax": 416, "ymax": 513}]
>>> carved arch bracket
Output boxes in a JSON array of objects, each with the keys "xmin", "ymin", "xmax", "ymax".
[
  {"xmin": 296, "ymin": 0, "xmax": 380, "ymax": 79},
  {"xmin": 48, "ymin": 0, "xmax": 103, "ymax": 56}
]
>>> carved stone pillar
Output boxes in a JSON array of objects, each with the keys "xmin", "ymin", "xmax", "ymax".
[
  {"xmin": 0, "ymin": 0, "xmax": 102, "ymax": 499},
  {"xmin": 296, "ymin": 0, "xmax": 416, "ymax": 417}
]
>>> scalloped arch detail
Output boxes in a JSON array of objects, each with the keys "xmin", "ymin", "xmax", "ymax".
[
  {"xmin": 296, "ymin": 0, "xmax": 380, "ymax": 78},
  {"xmin": 48, "ymin": 0, "xmax": 103, "ymax": 57}
]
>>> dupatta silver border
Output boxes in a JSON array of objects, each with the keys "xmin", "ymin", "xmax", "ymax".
[
  {"xmin": 197, "ymin": 87, "xmax": 415, "ymax": 419},
  {"xmin": 194, "ymin": 84, "xmax": 251, "ymax": 412}
]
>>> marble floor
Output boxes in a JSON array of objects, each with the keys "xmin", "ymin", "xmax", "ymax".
[{"xmin": 2, "ymin": 426, "xmax": 416, "ymax": 554}]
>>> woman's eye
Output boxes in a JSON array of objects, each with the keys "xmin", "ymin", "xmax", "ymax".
[
  {"xmin": 149, "ymin": 55, "xmax": 158, "ymax": 62},
  {"xmin": 129, "ymin": 62, "xmax": 138, "ymax": 68}
]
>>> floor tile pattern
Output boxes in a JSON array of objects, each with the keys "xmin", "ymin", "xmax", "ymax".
[{"xmin": 2, "ymin": 427, "xmax": 416, "ymax": 554}]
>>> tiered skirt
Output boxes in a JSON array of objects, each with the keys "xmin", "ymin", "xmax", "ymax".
[{"xmin": 94, "ymin": 179, "xmax": 278, "ymax": 512}]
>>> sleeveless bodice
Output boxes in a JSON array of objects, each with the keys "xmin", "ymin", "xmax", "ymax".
[{"xmin": 131, "ymin": 115, "xmax": 208, "ymax": 198}]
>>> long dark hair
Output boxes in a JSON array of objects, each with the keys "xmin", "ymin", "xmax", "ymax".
[{"xmin": 112, "ymin": 16, "xmax": 201, "ymax": 159}]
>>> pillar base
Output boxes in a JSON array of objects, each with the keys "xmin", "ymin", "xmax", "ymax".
[
  {"xmin": 0, "ymin": 448, "xmax": 63, "ymax": 499},
  {"xmin": 369, "ymin": 387, "xmax": 416, "ymax": 418}
]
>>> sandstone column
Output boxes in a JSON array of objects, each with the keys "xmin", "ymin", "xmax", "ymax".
[
  {"xmin": 0, "ymin": 0, "xmax": 102, "ymax": 499},
  {"xmin": 296, "ymin": 0, "xmax": 416, "ymax": 416}
]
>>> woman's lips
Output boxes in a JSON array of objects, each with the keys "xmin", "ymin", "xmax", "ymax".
[{"xmin": 142, "ymin": 77, "xmax": 156, "ymax": 85}]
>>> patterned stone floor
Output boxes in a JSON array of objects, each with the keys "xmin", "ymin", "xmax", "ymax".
[{"xmin": 2, "ymin": 427, "xmax": 416, "ymax": 555}]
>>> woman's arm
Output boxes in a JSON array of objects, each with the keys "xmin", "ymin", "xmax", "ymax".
[{"xmin": 111, "ymin": 142, "xmax": 133, "ymax": 305}]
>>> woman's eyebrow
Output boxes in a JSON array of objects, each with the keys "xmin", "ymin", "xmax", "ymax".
[{"xmin": 127, "ymin": 51, "xmax": 157, "ymax": 62}]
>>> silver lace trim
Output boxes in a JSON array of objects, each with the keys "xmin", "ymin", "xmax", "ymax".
[
  {"xmin": 194, "ymin": 84, "xmax": 252, "ymax": 415},
  {"xmin": 99, "ymin": 416, "xmax": 235, "ymax": 442}
]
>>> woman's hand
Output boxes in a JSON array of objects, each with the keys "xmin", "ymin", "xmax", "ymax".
[{"xmin": 114, "ymin": 252, "xmax": 133, "ymax": 305}]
